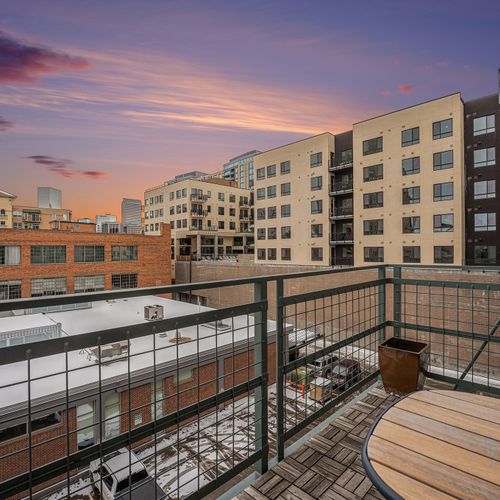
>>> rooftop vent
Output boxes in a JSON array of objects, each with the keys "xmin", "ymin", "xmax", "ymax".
[{"xmin": 145, "ymin": 305, "xmax": 164, "ymax": 321}]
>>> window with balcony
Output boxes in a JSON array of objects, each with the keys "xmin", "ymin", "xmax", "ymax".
[
  {"xmin": 433, "ymin": 182, "xmax": 453, "ymax": 201},
  {"xmin": 311, "ymin": 224, "xmax": 323, "ymax": 238},
  {"xmin": 363, "ymin": 164, "xmax": 383, "ymax": 182},
  {"xmin": 363, "ymin": 192, "xmax": 383, "ymax": 208},
  {"xmin": 256, "ymin": 167, "xmax": 265, "ymax": 180},
  {"xmin": 281, "ymin": 182, "xmax": 291, "ymax": 196},
  {"xmin": 402, "ymin": 187, "xmax": 420, "ymax": 205},
  {"xmin": 281, "ymin": 248, "xmax": 291, "ymax": 261},
  {"xmin": 0, "ymin": 246, "xmax": 21, "ymax": 266},
  {"xmin": 433, "ymin": 214, "xmax": 454, "ymax": 232},
  {"xmin": 474, "ymin": 180, "xmax": 496, "ymax": 199},
  {"xmin": 434, "ymin": 246, "xmax": 454, "ymax": 264},
  {"xmin": 473, "ymin": 114, "xmax": 495, "ymax": 135},
  {"xmin": 310, "ymin": 152, "xmax": 322, "ymax": 167},
  {"xmin": 474, "ymin": 245, "xmax": 496, "ymax": 265},
  {"xmin": 111, "ymin": 273, "xmax": 138, "ymax": 289},
  {"xmin": 474, "ymin": 213, "xmax": 496, "ymax": 232},
  {"xmin": 403, "ymin": 246, "xmax": 421, "ymax": 263},
  {"xmin": 281, "ymin": 226, "xmax": 291, "ymax": 239},
  {"xmin": 311, "ymin": 200, "xmax": 323, "ymax": 214},
  {"xmin": 362, "ymin": 136, "xmax": 383, "ymax": 155},
  {"xmin": 474, "ymin": 147, "xmax": 496, "ymax": 168},
  {"xmin": 74, "ymin": 245, "xmax": 105, "ymax": 263},
  {"xmin": 257, "ymin": 228, "xmax": 265, "ymax": 240},
  {"xmin": 74, "ymin": 275, "xmax": 105, "ymax": 293},
  {"xmin": 267, "ymin": 248, "xmax": 277, "ymax": 260},
  {"xmin": 267, "ymin": 164, "xmax": 276, "ymax": 177},
  {"xmin": 267, "ymin": 227, "xmax": 277, "ymax": 240},
  {"xmin": 280, "ymin": 161, "xmax": 291, "ymax": 174},
  {"xmin": 402, "ymin": 157, "xmax": 420, "ymax": 176},
  {"xmin": 31, "ymin": 277, "xmax": 67, "ymax": 297},
  {"xmin": 111, "ymin": 246, "xmax": 137, "ymax": 261},
  {"xmin": 311, "ymin": 176, "xmax": 322, "ymax": 191},
  {"xmin": 0, "ymin": 280, "xmax": 22, "ymax": 300},
  {"xmin": 364, "ymin": 247, "xmax": 384, "ymax": 262},
  {"xmin": 31, "ymin": 246, "xmax": 66, "ymax": 264},
  {"xmin": 267, "ymin": 206, "xmax": 277, "ymax": 219},
  {"xmin": 433, "ymin": 118, "xmax": 453, "ymax": 139},
  {"xmin": 267, "ymin": 185, "xmax": 277, "ymax": 198},
  {"xmin": 281, "ymin": 204, "xmax": 291, "ymax": 217},
  {"xmin": 402, "ymin": 127, "xmax": 419, "ymax": 147},
  {"xmin": 311, "ymin": 247, "xmax": 323, "ymax": 261},
  {"xmin": 363, "ymin": 219, "xmax": 383, "ymax": 235},
  {"xmin": 433, "ymin": 150, "xmax": 453, "ymax": 170}
]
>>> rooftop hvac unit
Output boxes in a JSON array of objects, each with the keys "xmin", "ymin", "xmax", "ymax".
[{"xmin": 145, "ymin": 305, "xmax": 164, "ymax": 321}]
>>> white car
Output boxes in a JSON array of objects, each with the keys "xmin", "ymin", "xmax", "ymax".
[{"xmin": 89, "ymin": 448, "xmax": 165, "ymax": 499}]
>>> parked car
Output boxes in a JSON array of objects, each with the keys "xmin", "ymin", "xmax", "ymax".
[
  {"xmin": 90, "ymin": 448, "xmax": 165, "ymax": 499},
  {"xmin": 309, "ymin": 377, "xmax": 334, "ymax": 403},
  {"xmin": 288, "ymin": 366, "xmax": 316, "ymax": 396},
  {"xmin": 330, "ymin": 359, "xmax": 361, "ymax": 391},
  {"xmin": 307, "ymin": 354, "xmax": 339, "ymax": 378}
]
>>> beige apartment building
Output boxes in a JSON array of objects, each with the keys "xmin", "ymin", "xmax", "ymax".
[
  {"xmin": 254, "ymin": 133, "xmax": 334, "ymax": 265},
  {"xmin": 144, "ymin": 172, "xmax": 253, "ymax": 258},
  {"xmin": 0, "ymin": 189, "xmax": 16, "ymax": 228},
  {"xmin": 353, "ymin": 93, "xmax": 465, "ymax": 266}
]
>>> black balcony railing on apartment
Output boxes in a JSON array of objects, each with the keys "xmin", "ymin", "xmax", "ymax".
[
  {"xmin": 330, "ymin": 181, "xmax": 353, "ymax": 193},
  {"xmin": 0, "ymin": 265, "xmax": 499, "ymax": 499},
  {"xmin": 330, "ymin": 232, "xmax": 353, "ymax": 242},
  {"xmin": 330, "ymin": 207, "xmax": 354, "ymax": 217}
]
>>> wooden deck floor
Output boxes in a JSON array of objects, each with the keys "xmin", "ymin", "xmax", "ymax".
[{"xmin": 236, "ymin": 385, "xmax": 400, "ymax": 500}]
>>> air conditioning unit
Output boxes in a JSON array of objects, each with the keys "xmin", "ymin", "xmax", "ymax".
[{"xmin": 144, "ymin": 305, "xmax": 164, "ymax": 321}]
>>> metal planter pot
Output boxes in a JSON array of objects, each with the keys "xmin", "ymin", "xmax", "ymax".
[{"xmin": 378, "ymin": 337, "xmax": 429, "ymax": 394}]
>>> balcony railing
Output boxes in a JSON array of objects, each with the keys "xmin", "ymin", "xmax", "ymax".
[
  {"xmin": 329, "ymin": 161, "xmax": 353, "ymax": 172},
  {"xmin": 330, "ymin": 232, "xmax": 354, "ymax": 243},
  {"xmin": 330, "ymin": 207, "xmax": 354, "ymax": 218},
  {"xmin": 190, "ymin": 194, "xmax": 208, "ymax": 202},
  {"xmin": 0, "ymin": 265, "xmax": 499, "ymax": 499},
  {"xmin": 329, "ymin": 181, "xmax": 353, "ymax": 193},
  {"xmin": 190, "ymin": 210, "xmax": 207, "ymax": 218}
]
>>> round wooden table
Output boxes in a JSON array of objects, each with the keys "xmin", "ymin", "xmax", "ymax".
[{"xmin": 362, "ymin": 389, "xmax": 500, "ymax": 499}]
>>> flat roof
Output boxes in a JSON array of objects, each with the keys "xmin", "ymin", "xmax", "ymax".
[
  {"xmin": 0, "ymin": 314, "xmax": 57, "ymax": 334},
  {"xmin": 256, "ymin": 132, "xmax": 334, "ymax": 157}
]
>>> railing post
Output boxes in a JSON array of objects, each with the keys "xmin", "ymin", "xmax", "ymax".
[
  {"xmin": 254, "ymin": 280, "xmax": 269, "ymax": 475},
  {"xmin": 393, "ymin": 266, "xmax": 401, "ymax": 337},
  {"xmin": 275, "ymin": 278, "xmax": 285, "ymax": 461},
  {"xmin": 378, "ymin": 267, "xmax": 386, "ymax": 342}
]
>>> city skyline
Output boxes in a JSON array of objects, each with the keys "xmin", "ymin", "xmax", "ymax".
[{"xmin": 1, "ymin": 0, "xmax": 499, "ymax": 218}]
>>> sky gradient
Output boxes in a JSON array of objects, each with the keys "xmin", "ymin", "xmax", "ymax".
[{"xmin": 1, "ymin": 0, "xmax": 499, "ymax": 219}]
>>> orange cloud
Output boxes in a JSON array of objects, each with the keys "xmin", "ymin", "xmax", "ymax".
[{"xmin": 399, "ymin": 84, "xmax": 415, "ymax": 94}]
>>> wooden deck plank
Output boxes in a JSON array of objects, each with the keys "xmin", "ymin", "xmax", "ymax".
[
  {"xmin": 368, "ymin": 435, "xmax": 500, "ymax": 500},
  {"xmin": 432, "ymin": 389, "xmax": 500, "ymax": 411}
]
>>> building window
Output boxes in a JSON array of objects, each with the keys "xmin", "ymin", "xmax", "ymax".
[
  {"xmin": 74, "ymin": 275, "xmax": 105, "ymax": 293},
  {"xmin": 281, "ymin": 248, "xmax": 291, "ymax": 261},
  {"xmin": 402, "ymin": 157, "xmax": 420, "ymax": 176},
  {"xmin": 257, "ymin": 208, "xmax": 266, "ymax": 220},
  {"xmin": 340, "ymin": 149, "xmax": 353, "ymax": 164},
  {"xmin": 311, "ymin": 224, "xmax": 323, "ymax": 238},
  {"xmin": 281, "ymin": 204, "xmax": 291, "ymax": 217},
  {"xmin": 311, "ymin": 248, "xmax": 323, "ymax": 261},
  {"xmin": 363, "ymin": 219, "xmax": 383, "ymax": 235},
  {"xmin": 267, "ymin": 164, "xmax": 276, "ymax": 177},
  {"xmin": 433, "ymin": 118, "xmax": 453, "ymax": 139},
  {"xmin": 280, "ymin": 161, "xmax": 291, "ymax": 174},
  {"xmin": 229, "ymin": 208, "xmax": 236, "ymax": 217},
  {"xmin": 256, "ymin": 188, "xmax": 265, "ymax": 200},
  {"xmin": 0, "ymin": 280, "xmax": 22, "ymax": 300},
  {"xmin": 363, "ymin": 192, "xmax": 383, "ymax": 208},
  {"xmin": 281, "ymin": 182, "xmax": 291, "ymax": 196},
  {"xmin": 433, "ymin": 214, "xmax": 454, "ymax": 232},
  {"xmin": 267, "ymin": 227, "xmax": 277, "ymax": 240},
  {"xmin": 311, "ymin": 200, "xmax": 323, "ymax": 214},
  {"xmin": 31, "ymin": 246, "xmax": 66, "ymax": 264},
  {"xmin": 111, "ymin": 246, "xmax": 138, "ymax": 261},
  {"xmin": 474, "ymin": 246, "xmax": 496, "ymax": 265},
  {"xmin": 267, "ymin": 185, "xmax": 277, "ymax": 198},
  {"xmin": 0, "ymin": 246, "xmax": 21, "ymax": 266},
  {"xmin": 363, "ymin": 164, "xmax": 383, "ymax": 182},
  {"xmin": 174, "ymin": 367, "xmax": 194, "ymax": 385},
  {"xmin": 310, "ymin": 152, "xmax": 322, "ymax": 167},
  {"xmin": 311, "ymin": 176, "xmax": 322, "ymax": 191},
  {"xmin": 362, "ymin": 136, "xmax": 383, "ymax": 155},
  {"xmin": 364, "ymin": 247, "xmax": 384, "ymax": 262},
  {"xmin": 152, "ymin": 379, "xmax": 164, "ymax": 420},
  {"xmin": 402, "ymin": 127, "xmax": 419, "ymax": 147},
  {"xmin": 77, "ymin": 402, "xmax": 95, "ymax": 449},
  {"xmin": 256, "ymin": 167, "xmax": 265, "ymax": 180},
  {"xmin": 281, "ymin": 226, "xmax": 291, "ymax": 239},
  {"xmin": 111, "ymin": 273, "xmax": 138, "ymax": 289},
  {"xmin": 403, "ymin": 246, "xmax": 421, "ymax": 263},
  {"xmin": 218, "ymin": 192, "xmax": 225, "ymax": 202},
  {"xmin": 229, "ymin": 194, "xmax": 236, "ymax": 203},
  {"xmin": 74, "ymin": 245, "xmax": 105, "ymax": 263},
  {"xmin": 402, "ymin": 187, "xmax": 420, "ymax": 205},
  {"xmin": 31, "ymin": 277, "xmax": 67, "ymax": 297},
  {"xmin": 433, "ymin": 150, "xmax": 453, "ymax": 170},
  {"xmin": 474, "ymin": 213, "xmax": 496, "ymax": 232},
  {"xmin": 257, "ymin": 248, "xmax": 266, "ymax": 260},
  {"xmin": 433, "ymin": 182, "xmax": 453, "ymax": 201},
  {"xmin": 402, "ymin": 216, "xmax": 420, "ymax": 234},
  {"xmin": 257, "ymin": 228, "xmax": 266, "ymax": 240},
  {"xmin": 473, "ymin": 114, "xmax": 495, "ymax": 135},
  {"xmin": 474, "ymin": 180, "xmax": 496, "ymax": 199},
  {"xmin": 267, "ymin": 206, "xmax": 277, "ymax": 219},
  {"xmin": 265, "ymin": 248, "xmax": 276, "ymax": 260},
  {"xmin": 218, "ymin": 221, "xmax": 225, "ymax": 229},
  {"xmin": 103, "ymin": 392, "xmax": 120, "ymax": 440},
  {"xmin": 474, "ymin": 147, "xmax": 496, "ymax": 168},
  {"xmin": 218, "ymin": 207, "xmax": 225, "ymax": 216},
  {"xmin": 434, "ymin": 246, "xmax": 454, "ymax": 264}
]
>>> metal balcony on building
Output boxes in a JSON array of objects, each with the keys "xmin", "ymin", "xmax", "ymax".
[
  {"xmin": 190, "ymin": 194, "xmax": 208, "ymax": 202},
  {"xmin": 329, "ymin": 232, "xmax": 354, "ymax": 244},
  {"xmin": 329, "ymin": 161, "xmax": 353, "ymax": 172},
  {"xmin": 330, "ymin": 207, "xmax": 354, "ymax": 219},
  {"xmin": 329, "ymin": 181, "xmax": 353, "ymax": 195}
]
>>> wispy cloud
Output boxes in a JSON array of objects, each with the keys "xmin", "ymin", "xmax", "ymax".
[
  {"xmin": 399, "ymin": 84, "xmax": 415, "ymax": 94},
  {"xmin": 25, "ymin": 155, "xmax": 108, "ymax": 179},
  {"xmin": 0, "ymin": 30, "xmax": 89, "ymax": 84},
  {"xmin": 0, "ymin": 115, "xmax": 13, "ymax": 131}
]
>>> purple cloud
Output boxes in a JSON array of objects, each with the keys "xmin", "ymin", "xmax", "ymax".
[
  {"xmin": 0, "ymin": 31, "xmax": 89, "ymax": 84},
  {"xmin": 25, "ymin": 155, "xmax": 108, "ymax": 180},
  {"xmin": 0, "ymin": 115, "xmax": 13, "ymax": 131}
]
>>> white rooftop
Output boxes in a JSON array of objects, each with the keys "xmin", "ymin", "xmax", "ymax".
[{"xmin": 0, "ymin": 313, "xmax": 57, "ymax": 334}]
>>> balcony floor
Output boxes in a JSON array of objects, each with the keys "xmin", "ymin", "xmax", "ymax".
[{"xmin": 236, "ymin": 385, "xmax": 399, "ymax": 500}]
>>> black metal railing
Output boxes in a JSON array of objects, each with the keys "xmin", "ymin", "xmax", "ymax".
[
  {"xmin": 330, "ymin": 207, "xmax": 354, "ymax": 217},
  {"xmin": 330, "ymin": 181, "xmax": 353, "ymax": 193},
  {"xmin": 330, "ymin": 232, "xmax": 354, "ymax": 242}
]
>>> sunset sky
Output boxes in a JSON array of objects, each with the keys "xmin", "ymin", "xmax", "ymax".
[{"xmin": 1, "ymin": 0, "xmax": 499, "ymax": 219}]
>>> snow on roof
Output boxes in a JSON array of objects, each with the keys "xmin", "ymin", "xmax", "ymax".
[
  {"xmin": 0, "ymin": 313, "xmax": 57, "ymax": 333},
  {"xmin": 0, "ymin": 296, "xmax": 278, "ymax": 412}
]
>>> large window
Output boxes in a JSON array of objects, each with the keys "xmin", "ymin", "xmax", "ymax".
[
  {"xmin": 281, "ymin": 182, "xmax": 291, "ymax": 196},
  {"xmin": 103, "ymin": 393, "xmax": 120, "ymax": 440},
  {"xmin": 256, "ymin": 167, "xmax": 265, "ymax": 180},
  {"xmin": 281, "ymin": 248, "xmax": 291, "ymax": 261},
  {"xmin": 363, "ymin": 164, "xmax": 383, "ymax": 182},
  {"xmin": 433, "ymin": 214, "xmax": 454, "ymax": 232},
  {"xmin": 363, "ymin": 219, "xmax": 383, "ymax": 235},
  {"xmin": 474, "ymin": 213, "xmax": 496, "ymax": 232},
  {"xmin": 74, "ymin": 275, "xmax": 105, "ymax": 293},
  {"xmin": 474, "ymin": 246, "xmax": 496, "ymax": 265},
  {"xmin": 403, "ymin": 246, "xmax": 421, "ymax": 263},
  {"xmin": 433, "ymin": 118, "xmax": 453, "ymax": 139},
  {"xmin": 310, "ymin": 152, "xmax": 322, "ymax": 167},
  {"xmin": 256, "ymin": 188, "xmax": 265, "ymax": 200},
  {"xmin": 74, "ymin": 245, "xmax": 104, "ymax": 263},
  {"xmin": 31, "ymin": 246, "xmax": 66, "ymax": 264},
  {"xmin": 474, "ymin": 180, "xmax": 495, "ymax": 199},
  {"xmin": 281, "ymin": 226, "xmax": 291, "ymax": 239},
  {"xmin": 311, "ymin": 224, "xmax": 323, "ymax": 238},
  {"xmin": 402, "ymin": 187, "xmax": 420, "ymax": 205},
  {"xmin": 77, "ymin": 402, "xmax": 95, "ymax": 449},
  {"xmin": 267, "ymin": 164, "xmax": 276, "ymax": 177},
  {"xmin": 402, "ymin": 216, "xmax": 420, "ymax": 234},
  {"xmin": 340, "ymin": 149, "xmax": 353, "ymax": 164},
  {"xmin": 402, "ymin": 127, "xmax": 419, "ymax": 147},
  {"xmin": 280, "ymin": 161, "xmax": 291, "ymax": 174},
  {"xmin": 257, "ymin": 208, "xmax": 265, "ymax": 220},
  {"xmin": 257, "ymin": 248, "xmax": 266, "ymax": 260},
  {"xmin": 402, "ymin": 157, "xmax": 420, "ymax": 176},
  {"xmin": 433, "ymin": 150, "xmax": 453, "ymax": 170},
  {"xmin": 111, "ymin": 273, "xmax": 138, "ymax": 289},
  {"xmin": 311, "ymin": 248, "xmax": 323, "ymax": 261},
  {"xmin": 268, "ymin": 248, "xmax": 277, "ymax": 260},
  {"xmin": 363, "ymin": 192, "xmax": 383, "ymax": 208},
  {"xmin": 433, "ymin": 182, "xmax": 453, "ymax": 201},
  {"xmin": 473, "ymin": 114, "xmax": 495, "ymax": 135},
  {"xmin": 0, "ymin": 280, "xmax": 22, "ymax": 300},
  {"xmin": 364, "ymin": 247, "xmax": 384, "ymax": 262},
  {"xmin": 311, "ymin": 176, "xmax": 322, "ymax": 191},
  {"xmin": 281, "ymin": 204, "xmax": 291, "ymax": 217},
  {"xmin": 267, "ymin": 185, "xmax": 276, "ymax": 198},
  {"xmin": 111, "ymin": 246, "xmax": 137, "ymax": 261},
  {"xmin": 363, "ymin": 136, "xmax": 383, "ymax": 155},
  {"xmin": 434, "ymin": 246, "xmax": 454, "ymax": 264},
  {"xmin": 311, "ymin": 200, "xmax": 323, "ymax": 214},
  {"xmin": 257, "ymin": 228, "xmax": 266, "ymax": 240},
  {"xmin": 31, "ymin": 278, "xmax": 67, "ymax": 297},
  {"xmin": 474, "ymin": 147, "xmax": 496, "ymax": 168},
  {"xmin": 0, "ymin": 246, "xmax": 21, "ymax": 266}
]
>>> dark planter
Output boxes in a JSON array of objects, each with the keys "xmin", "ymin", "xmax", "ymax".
[{"xmin": 378, "ymin": 337, "xmax": 429, "ymax": 394}]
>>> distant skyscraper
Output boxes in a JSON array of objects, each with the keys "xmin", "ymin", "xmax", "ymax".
[
  {"xmin": 223, "ymin": 150, "xmax": 260, "ymax": 190},
  {"xmin": 95, "ymin": 214, "xmax": 117, "ymax": 232},
  {"xmin": 121, "ymin": 198, "xmax": 142, "ymax": 233},
  {"xmin": 37, "ymin": 187, "xmax": 62, "ymax": 209}
]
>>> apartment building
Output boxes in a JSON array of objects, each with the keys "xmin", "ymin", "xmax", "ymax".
[
  {"xmin": 464, "ymin": 94, "xmax": 499, "ymax": 265},
  {"xmin": 222, "ymin": 150, "xmax": 260, "ymax": 190},
  {"xmin": 353, "ymin": 93, "xmax": 465, "ymax": 266},
  {"xmin": 12, "ymin": 204, "xmax": 72, "ymax": 230},
  {"xmin": 144, "ymin": 172, "xmax": 253, "ymax": 258},
  {"xmin": 254, "ymin": 133, "xmax": 334, "ymax": 265},
  {"xmin": 0, "ymin": 189, "xmax": 16, "ymax": 228},
  {"xmin": 0, "ymin": 224, "xmax": 171, "ymax": 301}
]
